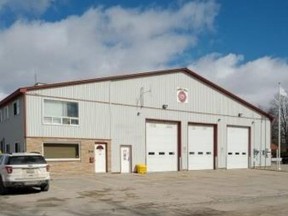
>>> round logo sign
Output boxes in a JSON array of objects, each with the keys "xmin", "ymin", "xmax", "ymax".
[{"xmin": 178, "ymin": 90, "xmax": 187, "ymax": 103}]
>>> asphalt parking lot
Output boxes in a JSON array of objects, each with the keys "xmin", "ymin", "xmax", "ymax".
[{"xmin": 1, "ymin": 169, "xmax": 288, "ymax": 216}]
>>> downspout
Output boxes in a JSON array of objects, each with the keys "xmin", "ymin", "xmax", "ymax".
[
  {"xmin": 264, "ymin": 118, "xmax": 267, "ymax": 167},
  {"xmin": 260, "ymin": 117, "xmax": 263, "ymax": 166},
  {"xmin": 20, "ymin": 88, "xmax": 27, "ymax": 152},
  {"xmin": 109, "ymin": 81, "xmax": 112, "ymax": 139}
]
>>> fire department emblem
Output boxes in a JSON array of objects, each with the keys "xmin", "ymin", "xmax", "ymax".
[{"xmin": 177, "ymin": 88, "xmax": 188, "ymax": 103}]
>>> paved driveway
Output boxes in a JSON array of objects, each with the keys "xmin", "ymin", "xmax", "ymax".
[{"xmin": 1, "ymin": 169, "xmax": 288, "ymax": 215}]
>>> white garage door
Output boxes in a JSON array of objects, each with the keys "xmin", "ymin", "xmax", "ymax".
[
  {"xmin": 146, "ymin": 122, "xmax": 178, "ymax": 172},
  {"xmin": 188, "ymin": 125, "xmax": 214, "ymax": 170},
  {"xmin": 227, "ymin": 127, "xmax": 249, "ymax": 169}
]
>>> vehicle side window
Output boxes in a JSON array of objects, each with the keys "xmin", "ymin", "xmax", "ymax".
[
  {"xmin": 0, "ymin": 155, "xmax": 3, "ymax": 164},
  {"xmin": 7, "ymin": 156, "xmax": 47, "ymax": 165}
]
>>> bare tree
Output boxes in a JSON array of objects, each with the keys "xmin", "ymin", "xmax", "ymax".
[{"xmin": 268, "ymin": 95, "xmax": 288, "ymax": 154}]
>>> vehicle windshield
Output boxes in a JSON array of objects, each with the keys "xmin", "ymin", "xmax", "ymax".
[{"xmin": 7, "ymin": 156, "xmax": 47, "ymax": 165}]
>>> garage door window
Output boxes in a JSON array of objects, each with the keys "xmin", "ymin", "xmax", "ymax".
[{"xmin": 43, "ymin": 143, "xmax": 80, "ymax": 160}]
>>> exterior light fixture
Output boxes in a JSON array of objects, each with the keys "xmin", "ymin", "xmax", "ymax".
[{"xmin": 162, "ymin": 104, "xmax": 168, "ymax": 109}]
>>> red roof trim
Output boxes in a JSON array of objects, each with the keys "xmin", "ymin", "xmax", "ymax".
[
  {"xmin": 0, "ymin": 67, "xmax": 273, "ymax": 121},
  {"xmin": 0, "ymin": 88, "xmax": 26, "ymax": 107}
]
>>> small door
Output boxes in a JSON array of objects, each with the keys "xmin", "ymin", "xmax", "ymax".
[
  {"xmin": 120, "ymin": 146, "xmax": 131, "ymax": 173},
  {"xmin": 95, "ymin": 144, "xmax": 106, "ymax": 173}
]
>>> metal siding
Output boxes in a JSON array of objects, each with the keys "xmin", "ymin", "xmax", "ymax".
[
  {"xmin": 30, "ymin": 81, "xmax": 110, "ymax": 102},
  {"xmin": 0, "ymin": 96, "xmax": 25, "ymax": 151},
  {"xmin": 26, "ymin": 95, "xmax": 110, "ymax": 139},
  {"xmin": 110, "ymin": 105, "xmax": 146, "ymax": 172},
  {"xmin": 111, "ymin": 72, "xmax": 262, "ymax": 119},
  {"xmin": 23, "ymin": 71, "xmax": 271, "ymax": 172}
]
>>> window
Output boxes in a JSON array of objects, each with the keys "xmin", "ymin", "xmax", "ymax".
[
  {"xmin": 7, "ymin": 156, "xmax": 46, "ymax": 165},
  {"xmin": 3, "ymin": 106, "xmax": 9, "ymax": 120},
  {"xmin": 6, "ymin": 144, "xmax": 10, "ymax": 153},
  {"xmin": 0, "ymin": 110, "xmax": 2, "ymax": 122},
  {"xmin": 43, "ymin": 143, "xmax": 80, "ymax": 160},
  {"xmin": 13, "ymin": 100, "xmax": 20, "ymax": 116},
  {"xmin": 15, "ymin": 143, "xmax": 20, "ymax": 152},
  {"xmin": 43, "ymin": 99, "xmax": 79, "ymax": 125},
  {"xmin": 0, "ymin": 139, "xmax": 5, "ymax": 153}
]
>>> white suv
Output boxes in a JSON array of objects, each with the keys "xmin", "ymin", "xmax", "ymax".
[{"xmin": 0, "ymin": 152, "xmax": 50, "ymax": 195}]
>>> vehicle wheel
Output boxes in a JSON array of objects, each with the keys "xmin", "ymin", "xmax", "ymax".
[
  {"xmin": 41, "ymin": 183, "xmax": 49, "ymax": 192},
  {"xmin": 0, "ymin": 177, "xmax": 7, "ymax": 195}
]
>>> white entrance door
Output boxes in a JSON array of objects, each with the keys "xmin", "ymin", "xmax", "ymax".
[
  {"xmin": 95, "ymin": 144, "xmax": 106, "ymax": 173},
  {"xmin": 188, "ymin": 125, "xmax": 214, "ymax": 170},
  {"xmin": 227, "ymin": 127, "xmax": 249, "ymax": 169},
  {"xmin": 120, "ymin": 146, "xmax": 131, "ymax": 173},
  {"xmin": 146, "ymin": 122, "xmax": 178, "ymax": 172}
]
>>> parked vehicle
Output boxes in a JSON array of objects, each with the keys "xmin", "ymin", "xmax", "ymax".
[
  {"xmin": 0, "ymin": 152, "xmax": 50, "ymax": 195},
  {"xmin": 279, "ymin": 152, "xmax": 288, "ymax": 164}
]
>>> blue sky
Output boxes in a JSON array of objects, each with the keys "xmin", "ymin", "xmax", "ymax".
[{"xmin": 0, "ymin": 0, "xmax": 287, "ymax": 107}]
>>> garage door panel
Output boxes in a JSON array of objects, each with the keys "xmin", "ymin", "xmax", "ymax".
[
  {"xmin": 146, "ymin": 122, "xmax": 178, "ymax": 172},
  {"xmin": 227, "ymin": 127, "xmax": 249, "ymax": 169},
  {"xmin": 188, "ymin": 125, "xmax": 214, "ymax": 170}
]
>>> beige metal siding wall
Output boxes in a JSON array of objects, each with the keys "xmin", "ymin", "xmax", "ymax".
[
  {"xmin": 24, "ymin": 71, "xmax": 271, "ymax": 172},
  {"xmin": 26, "ymin": 81, "xmax": 111, "ymax": 139},
  {"xmin": 0, "ymin": 96, "xmax": 25, "ymax": 152},
  {"xmin": 110, "ymin": 104, "xmax": 271, "ymax": 171},
  {"xmin": 110, "ymin": 72, "xmax": 270, "ymax": 171},
  {"xmin": 111, "ymin": 73, "xmax": 262, "ymax": 119},
  {"xmin": 265, "ymin": 119, "xmax": 272, "ymax": 166},
  {"xmin": 32, "ymin": 81, "xmax": 111, "ymax": 102},
  {"xmin": 110, "ymin": 105, "xmax": 146, "ymax": 172}
]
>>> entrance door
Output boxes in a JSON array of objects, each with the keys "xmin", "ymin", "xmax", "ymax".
[
  {"xmin": 120, "ymin": 146, "xmax": 131, "ymax": 173},
  {"xmin": 95, "ymin": 144, "xmax": 107, "ymax": 173}
]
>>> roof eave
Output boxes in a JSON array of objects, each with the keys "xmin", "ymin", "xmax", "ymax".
[{"xmin": 0, "ymin": 88, "xmax": 26, "ymax": 107}]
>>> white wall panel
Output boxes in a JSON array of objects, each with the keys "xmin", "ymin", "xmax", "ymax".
[
  {"xmin": 26, "ymin": 95, "xmax": 110, "ymax": 139},
  {"xmin": 31, "ymin": 81, "xmax": 111, "ymax": 102},
  {"xmin": 110, "ymin": 72, "xmax": 262, "ymax": 119}
]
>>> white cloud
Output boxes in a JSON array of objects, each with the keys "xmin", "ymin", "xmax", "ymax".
[
  {"xmin": 0, "ymin": 0, "xmax": 53, "ymax": 16},
  {"xmin": 189, "ymin": 53, "xmax": 288, "ymax": 108},
  {"xmin": 0, "ymin": 1, "xmax": 219, "ymax": 100}
]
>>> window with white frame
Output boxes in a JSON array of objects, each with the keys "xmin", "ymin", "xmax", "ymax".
[
  {"xmin": 43, "ymin": 143, "xmax": 80, "ymax": 160},
  {"xmin": 13, "ymin": 100, "xmax": 20, "ymax": 116},
  {"xmin": 43, "ymin": 99, "xmax": 79, "ymax": 125}
]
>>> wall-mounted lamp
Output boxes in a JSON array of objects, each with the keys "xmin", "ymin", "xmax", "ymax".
[
  {"xmin": 251, "ymin": 121, "xmax": 255, "ymax": 125},
  {"xmin": 137, "ymin": 112, "xmax": 141, "ymax": 116},
  {"xmin": 162, "ymin": 104, "xmax": 168, "ymax": 109},
  {"xmin": 217, "ymin": 118, "xmax": 221, "ymax": 122},
  {"xmin": 238, "ymin": 113, "xmax": 243, "ymax": 117}
]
